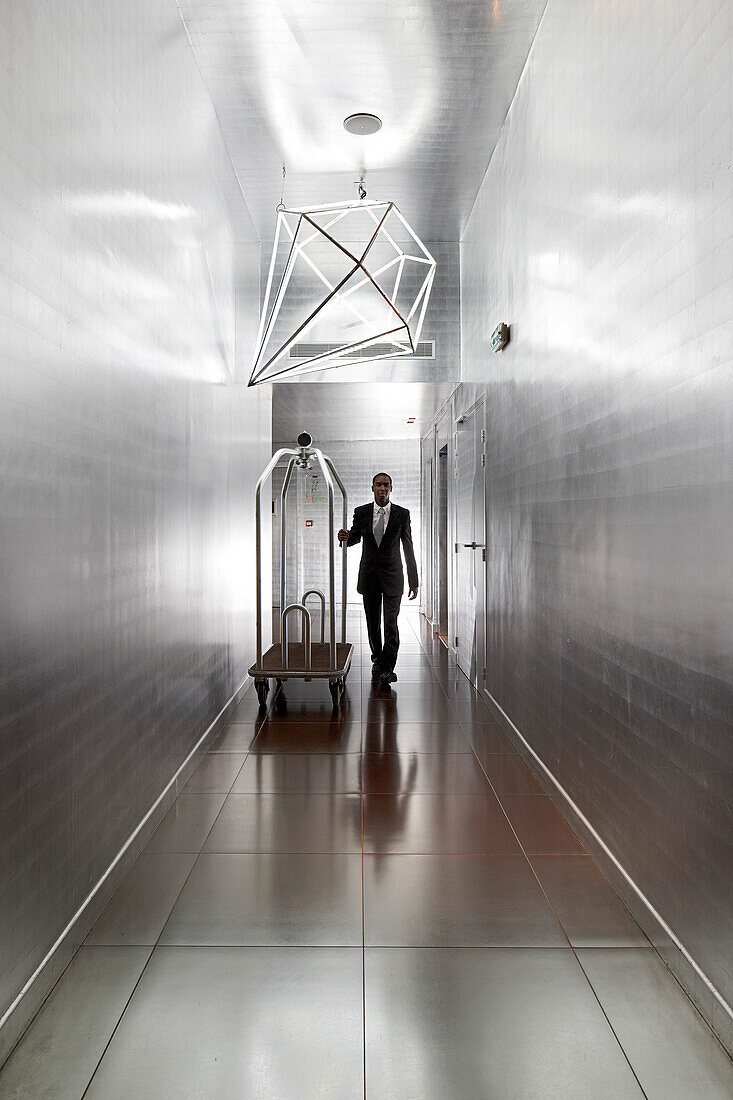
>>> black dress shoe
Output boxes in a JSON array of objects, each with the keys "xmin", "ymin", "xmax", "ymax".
[{"xmin": 380, "ymin": 671, "xmax": 397, "ymax": 687}]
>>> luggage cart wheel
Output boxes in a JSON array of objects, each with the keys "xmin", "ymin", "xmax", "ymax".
[
  {"xmin": 255, "ymin": 679, "xmax": 270, "ymax": 708},
  {"xmin": 329, "ymin": 678, "xmax": 344, "ymax": 707}
]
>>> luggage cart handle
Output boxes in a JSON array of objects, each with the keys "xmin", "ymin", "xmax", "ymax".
[
  {"xmin": 255, "ymin": 447, "xmax": 298, "ymax": 666},
  {"xmin": 301, "ymin": 589, "xmax": 326, "ymax": 644},
  {"xmin": 321, "ymin": 454, "xmax": 348, "ymax": 646},
  {"xmin": 281, "ymin": 603, "xmax": 312, "ymax": 670},
  {"xmin": 312, "ymin": 448, "xmax": 338, "ymax": 668},
  {"xmin": 280, "ymin": 458, "xmax": 298, "ymax": 638}
]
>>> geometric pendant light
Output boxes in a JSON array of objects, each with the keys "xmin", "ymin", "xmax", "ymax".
[{"xmin": 248, "ymin": 198, "xmax": 436, "ymax": 385}]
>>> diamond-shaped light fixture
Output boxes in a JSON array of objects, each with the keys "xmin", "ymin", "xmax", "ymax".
[{"xmin": 248, "ymin": 199, "xmax": 436, "ymax": 385}]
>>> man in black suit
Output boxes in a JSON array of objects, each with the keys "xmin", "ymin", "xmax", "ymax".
[{"xmin": 338, "ymin": 472, "xmax": 419, "ymax": 687}]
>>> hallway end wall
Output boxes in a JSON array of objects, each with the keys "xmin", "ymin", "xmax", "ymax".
[
  {"xmin": 459, "ymin": 0, "xmax": 732, "ymax": 1049},
  {"xmin": 0, "ymin": 0, "xmax": 270, "ymax": 1064}
]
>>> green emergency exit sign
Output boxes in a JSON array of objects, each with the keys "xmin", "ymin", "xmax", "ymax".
[{"xmin": 490, "ymin": 322, "xmax": 510, "ymax": 352}]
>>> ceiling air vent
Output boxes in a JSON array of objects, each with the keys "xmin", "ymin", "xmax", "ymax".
[{"xmin": 289, "ymin": 340, "xmax": 435, "ymax": 360}]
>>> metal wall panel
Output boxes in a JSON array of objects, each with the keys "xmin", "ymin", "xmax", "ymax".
[
  {"xmin": 459, "ymin": 0, "xmax": 733, "ymax": 1045},
  {"xmin": 0, "ymin": 0, "xmax": 270, "ymax": 1055}
]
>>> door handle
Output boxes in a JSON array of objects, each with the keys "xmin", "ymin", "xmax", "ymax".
[{"xmin": 462, "ymin": 542, "xmax": 484, "ymax": 549}]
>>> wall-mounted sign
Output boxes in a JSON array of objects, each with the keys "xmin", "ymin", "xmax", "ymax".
[
  {"xmin": 305, "ymin": 474, "xmax": 326, "ymax": 504},
  {"xmin": 490, "ymin": 322, "xmax": 510, "ymax": 352}
]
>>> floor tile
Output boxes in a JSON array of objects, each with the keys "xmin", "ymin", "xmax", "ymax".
[
  {"xmin": 209, "ymin": 723, "xmax": 260, "ymax": 752},
  {"xmin": 531, "ymin": 856, "xmax": 649, "ymax": 946},
  {"xmin": 362, "ymin": 723, "xmax": 470, "ymax": 754},
  {"xmin": 204, "ymin": 793, "xmax": 363, "ymax": 853},
  {"xmin": 363, "ymin": 698, "xmax": 457, "ymax": 724},
  {"xmin": 364, "ymin": 948, "xmax": 643, "ymax": 1098},
  {"xmin": 262, "ymin": 699, "xmax": 362, "ymax": 723},
  {"xmin": 229, "ymin": 692, "xmax": 271, "ymax": 722},
  {"xmin": 86, "ymin": 854, "xmax": 196, "ymax": 946},
  {"xmin": 425, "ymin": 667, "xmax": 461, "ymax": 682},
  {"xmin": 462, "ymin": 722, "xmax": 518, "ymax": 754},
  {"xmin": 422, "ymin": 642, "xmax": 457, "ymax": 660},
  {"xmin": 0, "ymin": 947, "xmax": 150, "ymax": 1100},
  {"xmin": 501, "ymin": 795, "xmax": 585, "ymax": 853},
  {"xmin": 479, "ymin": 753, "xmax": 544, "ymax": 794},
  {"xmin": 271, "ymin": 680, "xmax": 360, "ymax": 718},
  {"xmin": 363, "ymin": 793, "xmax": 519, "ymax": 854},
  {"xmin": 359, "ymin": 669, "xmax": 437, "ymax": 684},
  {"xmin": 436, "ymin": 677, "xmax": 481, "ymax": 699},
  {"xmin": 362, "ymin": 752, "xmax": 490, "ymax": 794},
  {"xmin": 183, "ymin": 752, "xmax": 246, "ymax": 793},
  {"xmin": 233, "ymin": 752, "xmax": 362, "ymax": 793},
  {"xmin": 362, "ymin": 690, "xmax": 404, "ymax": 724},
  {"xmin": 161, "ymin": 854, "xmax": 362, "ymax": 946},
  {"xmin": 364, "ymin": 855, "xmax": 566, "ymax": 946},
  {"xmin": 145, "ymin": 791, "xmax": 226, "ymax": 853},
  {"xmin": 250, "ymin": 720, "xmax": 362, "ymax": 754},
  {"xmin": 359, "ymin": 655, "xmax": 433, "ymax": 670},
  {"xmin": 85, "ymin": 948, "xmax": 364, "ymax": 1099},
  {"xmin": 578, "ymin": 949, "xmax": 733, "ymax": 1098},
  {"xmin": 448, "ymin": 699, "xmax": 498, "ymax": 725},
  {"xmin": 375, "ymin": 684, "xmax": 450, "ymax": 702}
]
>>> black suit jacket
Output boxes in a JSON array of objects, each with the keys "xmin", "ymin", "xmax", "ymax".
[{"xmin": 347, "ymin": 503, "xmax": 419, "ymax": 597}]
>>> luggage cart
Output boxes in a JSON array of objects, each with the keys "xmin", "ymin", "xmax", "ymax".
[{"xmin": 249, "ymin": 432, "xmax": 354, "ymax": 708}]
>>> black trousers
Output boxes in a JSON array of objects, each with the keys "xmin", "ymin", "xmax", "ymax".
[{"xmin": 362, "ymin": 588, "xmax": 402, "ymax": 672}]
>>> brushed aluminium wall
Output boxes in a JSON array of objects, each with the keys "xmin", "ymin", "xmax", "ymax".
[
  {"xmin": 460, "ymin": 0, "xmax": 733, "ymax": 1044},
  {"xmin": 0, "ymin": 0, "xmax": 270, "ymax": 1057}
]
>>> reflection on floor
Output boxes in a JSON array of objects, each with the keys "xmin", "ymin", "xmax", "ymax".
[{"xmin": 2, "ymin": 611, "xmax": 732, "ymax": 1098}]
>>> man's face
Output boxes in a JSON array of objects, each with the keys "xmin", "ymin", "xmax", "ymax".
[{"xmin": 372, "ymin": 476, "xmax": 391, "ymax": 506}]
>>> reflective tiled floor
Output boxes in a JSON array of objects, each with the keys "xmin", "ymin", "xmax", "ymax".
[{"xmin": 2, "ymin": 611, "xmax": 732, "ymax": 1098}]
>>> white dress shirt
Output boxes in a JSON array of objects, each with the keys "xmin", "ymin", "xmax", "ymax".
[{"xmin": 372, "ymin": 500, "xmax": 391, "ymax": 534}]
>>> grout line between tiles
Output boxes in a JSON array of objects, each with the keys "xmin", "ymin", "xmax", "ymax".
[
  {"xmin": 361, "ymin": 778, "xmax": 367, "ymax": 1098},
  {"xmin": 80, "ymin": 942, "xmax": 653, "ymax": 952},
  {"xmin": 359, "ymin": 618, "xmax": 368, "ymax": 1100}
]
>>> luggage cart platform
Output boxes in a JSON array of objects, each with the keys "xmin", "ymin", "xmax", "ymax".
[
  {"xmin": 250, "ymin": 642, "xmax": 353, "ymax": 679},
  {"xmin": 250, "ymin": 641, "xmax": 354, "ymax": 707}
]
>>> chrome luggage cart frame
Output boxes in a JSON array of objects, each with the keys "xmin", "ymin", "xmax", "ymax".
[{"xmin": 249, "ymin": 433, "xmax": 353, "ymax": 708}]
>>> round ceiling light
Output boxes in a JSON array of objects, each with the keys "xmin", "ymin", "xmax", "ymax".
[{"xmin": 343, "ymin": 112, "xmax": 382, "ymax": 136}]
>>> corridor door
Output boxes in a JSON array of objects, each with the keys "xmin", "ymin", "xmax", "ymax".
[
  {"xmin": 454, "ymin": 400, "xmax": 486, "ymax": 688},
  {"xmin": 421, "ymin": 441, "xmax": 434, "ymax": 623}
]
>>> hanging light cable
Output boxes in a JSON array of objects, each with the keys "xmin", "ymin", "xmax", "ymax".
[{"xmin": 276, "ymin": 164, "xmax": 286, "ymax": 212}]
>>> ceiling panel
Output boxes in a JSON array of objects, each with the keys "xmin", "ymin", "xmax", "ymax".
[
  {"xmin": 272, "ymin": 381, "xmax": 455, "ymax": 442},
  {"xmin": 178, "ymin": 0, "xmax": 547, "ymax": 244}
]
